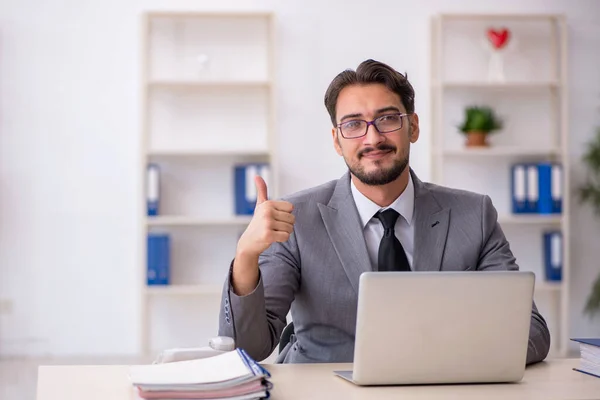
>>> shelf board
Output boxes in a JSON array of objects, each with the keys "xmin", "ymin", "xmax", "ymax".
[
  {"xmin": 147, "ymin": 216, "xmax": 252, "ymax": 227},
  {"xmin": 535, "ymin": 281, "xmax": 562, "ymax": 293},
  {"xmin": 147, "ymin": 11, "xmax": 273, "ymax": 18},
  {"xmin": 498, "ymin": 215, "xmax": 562, "ymax": 225},
  {"xmin": 147, "ymin": 149, "xmax": 270, "ymax": 158},
  {"xmin": 146, "ymin": 215, "xmax": 252, "ymax": 226},
  {"xmin": 438, "ymin": 13, "xmax": 562, "ymax": 21},
  {"xmin": 145, "ymin": 284, "xmax": 222, "ymax": 296},
  {"xmin": 436, "ymin": 81, "xmax": 559, "ymax": 90},
  {"xmin": 148, "ymin": 80, "xmax": 271, "ymax": 89},
  {"xmin": 437, "ymin": 147, "xmax": 561, "ymax": 157}
]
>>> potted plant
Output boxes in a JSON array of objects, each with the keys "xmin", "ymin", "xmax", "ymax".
[
  {"xmin": 579, "ymin": 126, "xmax": 600, "ymax": 319},
  {"xmin": 458, "ymin": 105, "xmax": 503, "ymax": 147}
]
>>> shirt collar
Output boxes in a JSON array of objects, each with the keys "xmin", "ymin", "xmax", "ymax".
[{"xmin": 350, "ymin": 173, "xmax": 415, "ymax": 228}]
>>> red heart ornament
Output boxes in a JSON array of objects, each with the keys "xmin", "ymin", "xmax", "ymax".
[{"xmin": 487, "ymin": 28, "xmax": 510, "ymax": 49}]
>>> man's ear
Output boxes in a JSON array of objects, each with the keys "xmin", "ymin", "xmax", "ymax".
[
  {"xmin": 332, "ymin": 127, "xmax": 343, "ymax": 156},
  {"xmin": 409, "ymin": 113, "xmax": 420, "ymax": 143}
]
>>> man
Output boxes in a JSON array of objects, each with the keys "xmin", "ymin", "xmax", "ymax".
[{"xmin": 218, "ymin": 59, "xmax": 551, "ymax": 365}]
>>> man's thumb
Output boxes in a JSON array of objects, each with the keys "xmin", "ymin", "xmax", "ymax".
[{"xmin": 255, "ymin": 175, "xmax": 268, "ymax": 204}]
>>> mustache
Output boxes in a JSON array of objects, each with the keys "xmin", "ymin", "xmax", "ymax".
[{"xmin": 358, "ymin": 144, "xmax": 397, "ymax": 158}]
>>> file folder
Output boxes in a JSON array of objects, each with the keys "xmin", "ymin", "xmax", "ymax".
[
  {"xmin": 511, "ymin": 164, "xmax": 527, "ymax": 213},
  {"xmin": 526, "ymin": 164, "xmax": 539, "ymax": 213},
  {"xmin": 538, "ymin": 163, "xmax": 562, "ymax": 214},
  {"xmin": 551, "ymin": 163, "xmax": 563, "ymax": 213},
  {"xmin": 234, "ymin": 163, "xmax": 270, "ymax": 215},
  {"xmin": 543, "ymin": 231, "xmax": 562, "ymax": 281},
  {"xmin": 147, "ymin": 233, "xmax": 170, "ymax": 285},
  {"xmin": 147, "ymin": 164, "xmax": 160, "ymax": 216}
]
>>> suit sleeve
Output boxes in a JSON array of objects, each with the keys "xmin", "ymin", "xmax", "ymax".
[
  {"xmin": 217, "ymin": 227, "xmax": 301, "ymax": 362},
  {"xmin": 478, "ymin": 195, "xmax": 551, "ymax": 365}
]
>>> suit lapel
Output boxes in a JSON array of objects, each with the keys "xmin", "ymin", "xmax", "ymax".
[
  {"xmin": 318, "ymin": 172, "xmax": 371, "ymax": 294},
  {"xmin": 411, "ymin": 170, "xmax": 450, "ymax": 271}
]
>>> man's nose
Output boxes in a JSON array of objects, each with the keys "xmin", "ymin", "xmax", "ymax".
[{"xmin": 364, "ymin": 123, "xmax": 384, "ymax": 145}]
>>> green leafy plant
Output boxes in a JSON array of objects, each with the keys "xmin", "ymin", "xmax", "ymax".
[
  {"xmin": 458, "ymin": 106, "xmax": 503, "ymax": 134},
  {"xmin": 579, "ymin": 127, "xmax": 600, "ymax": 318}
]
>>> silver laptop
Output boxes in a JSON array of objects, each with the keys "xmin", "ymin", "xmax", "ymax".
[{"xmin": 335, "ymin": 270, "xmax": 534, "ymax": 386}]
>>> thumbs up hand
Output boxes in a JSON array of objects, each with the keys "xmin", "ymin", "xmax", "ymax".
[
  {"xmin": 255, "ymin": 174, "xmax": 269, "ymax": 205},
  {"xmin": 236, "ymin": 176, "xmax": 295, "ymax": 258}
]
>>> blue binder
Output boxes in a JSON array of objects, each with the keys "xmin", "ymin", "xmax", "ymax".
[
  {"xmin": 543, "ymin": 231, "xmax": 562, "ymax": 282},
  {"xmin": 526, "ymin": 164, "xmax": 539, "ymax": 213},
  {"xmin": 147, "ymin": 233, "xmax": 170, "ymax": 285},
  {"xmin": 537, "ymin": 163, "xmax": 562, "ymax": 214},
  {"xmin": 234, "ymin": 163, "xmax": 270, "ymax": 215},
  {"xmin": 551, "ymin": 164, "xmax": 563, "ymax": 213},
  {"xmin": 511, "ymin": 164, "xmax": 527, "ymax": 213},
  {"xmin": 147, "ymin": 164, "xmax": 160, "ymax": 216}
]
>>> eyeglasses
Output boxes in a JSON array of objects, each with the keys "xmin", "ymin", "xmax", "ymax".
[{"xmin": 337, "ymin": 113, "xmax": 412, "ymax": 139}]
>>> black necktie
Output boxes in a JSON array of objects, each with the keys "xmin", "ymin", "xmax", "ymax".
[{"xmin": 375, "ymin": 209, "xmax": 411, "ymax": 272}]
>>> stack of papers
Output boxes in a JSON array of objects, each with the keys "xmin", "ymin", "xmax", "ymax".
[{"xmin": 129, "ymin": 349, "xmax": 272, "ymax": 399}]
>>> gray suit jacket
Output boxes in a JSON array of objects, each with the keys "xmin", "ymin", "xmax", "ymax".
[{"xmin": 218, "ymin": 170, "xmax": 551, "ymax": 365}]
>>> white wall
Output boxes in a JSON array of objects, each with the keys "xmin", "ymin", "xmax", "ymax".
[{"xmin": 0, "ymin": 0, "xmax": 598, "ymax": 357}]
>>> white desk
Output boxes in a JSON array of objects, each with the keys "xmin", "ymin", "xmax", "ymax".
[{"xmin": 37, "ymin": 358, "xmax": 600, "ymax": 400}]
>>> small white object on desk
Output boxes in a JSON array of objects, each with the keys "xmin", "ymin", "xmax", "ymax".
[{"xmin": 153, "ymin": 336, "xmax": 236, "ymax": 364}]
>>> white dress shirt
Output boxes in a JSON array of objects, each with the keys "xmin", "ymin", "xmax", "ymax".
[{"xmin": 350, "ymin": 175, "xmax": 415, "ymax": 271}]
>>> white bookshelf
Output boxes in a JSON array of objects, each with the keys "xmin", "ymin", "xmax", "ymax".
[
  {"xmin": 430, "ymin": 14, "xmax": 570, "ymax": 357},
  {"xmin": 139, "ymin": 11, "xmax": 277, "ymax": 355}
]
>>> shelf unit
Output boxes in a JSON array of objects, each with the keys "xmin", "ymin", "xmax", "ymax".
[
  {"xmin": 430, "ymin": 14, "xmax": 569, "ymax": 357},
  {"xmin": 139, "ymin": 11, "xmax": 277, "ymax": 355}
]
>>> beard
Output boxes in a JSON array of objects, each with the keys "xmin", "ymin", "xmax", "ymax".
[{"xmin": 341, "ymin": 141, "xmax": 410, "ymax": 186}]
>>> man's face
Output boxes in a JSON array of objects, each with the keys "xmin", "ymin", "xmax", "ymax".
[{"xmin": 331, "ymin": 83, "xmax": 420, "ymax": 186}]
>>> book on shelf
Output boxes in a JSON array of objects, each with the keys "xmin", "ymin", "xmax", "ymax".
[
  {"xmin": 511, "ymin": 162, "xmax": 562, "ymax": 215},
  {"xmin": 234, "ymin": 163, "xmax": 270, "ymax": 215},
  {"xmin": 526, "ymin": 164, "xmax": 539, "ymax": 213},
  {"xmin": 129, "ymin": 348, "xmax": 272, "ymax": 399},
  {"xmin": 543, "ymin": 230, "xmax": 562, "ymax": 282},
  {"xmin": 538, "ymin": 162, "xmax": 562, "ymax": 214},
  {"xmin": 147, "ymin": 233, "xmax": 170, "ymax": 286},
  {"xmin": 147, "ymin": 163, "xmax": 160, "ymax": 216},
  {"xmin": 511, "ymin": 164, "xmax": 527, "ymax": 213},
  {"xmin": 570, "ymin": 338, "xmax": 600, "ymax": 379}
]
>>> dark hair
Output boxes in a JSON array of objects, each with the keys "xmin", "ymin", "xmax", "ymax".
[{"xmin": 324, "ymin": 59, "xmax": 415, "ymax": 126}]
